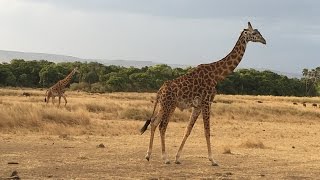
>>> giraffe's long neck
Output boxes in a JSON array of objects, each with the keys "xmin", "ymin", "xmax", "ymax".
[
  {"xmin": 59, "ymin": 69, "xmax": 76, "ymax": 88},
  {"xmin": 211, "ymin": 32, "xmax": 248, "ymax": 81}
]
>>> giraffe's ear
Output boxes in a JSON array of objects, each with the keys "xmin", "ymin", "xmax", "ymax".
[{"xmin": 248, "ymin": 22, "xmax": 253, "ymax": 30}]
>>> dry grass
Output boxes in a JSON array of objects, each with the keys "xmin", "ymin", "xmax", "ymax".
[
  {"xmin": 119, "ymin": 107, "xmax": 152, "ymax": 120},
  {"xmin": 1, "ymin": 88, "xmax": 320, "ymax": 135},
  {"xmin": 240, "ymin": 139, "xmax": 266, "ymax": 149},
  {"xmin": 223, "ymin": 146, "xmax": 233, "ymax": 154},
  {"xmin": 1, "ymin": 88, "xmax": 320, "ymax": 179}
]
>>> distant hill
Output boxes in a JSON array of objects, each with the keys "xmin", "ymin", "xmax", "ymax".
[
  {"xmin": 0, "ymin": 49, "xmax": 301, "ymax": 78},
  {"xmin": 0, "ymin": 50, "xmax": 82, "ymax": 62},
  {"xmin": 271, "ymin": 70, "xmax": 302, "ymax": 79},
  {"xmin": 0, "ymin": 50, "xmax": 186, "ymax": 68},
  {"xmin": 254, "ymin": 68, "xmax": 302, "ymax": 79}
]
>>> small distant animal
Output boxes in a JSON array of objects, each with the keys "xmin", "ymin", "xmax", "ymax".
[
  {"xmin": 22, "ymin": 92, "xmax": 31, "ymax": 97},
  {"xmin": 312, "ymin": 103, "xmax": 317, "ymax": 108},
  {"xmin": 293, "ymin": 102, "xmax": 298, "ymax": 105},
  {"xmin": 257, "ymin": 101, "xmax": 263, "ymax": 103}
]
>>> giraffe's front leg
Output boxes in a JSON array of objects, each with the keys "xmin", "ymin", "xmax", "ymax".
[
  {"xmin": 175, "ymin": 107, "xmax": 201, "ymax": 164},
  {"xmin": 62, "ymin": 94, "xmax": 67, "ymax": 106},
  {"xmin": 58, "ymin": 96, "xmax": 61, "ymax": 107},
  {"xmin": 202, "ymin": 102, "xmax": 218, "ymax": 166}
]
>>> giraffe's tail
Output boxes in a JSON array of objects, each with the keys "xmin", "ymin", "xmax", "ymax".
[
  {"xmin": 140, "ymin": 119, "xmax": 151, "ymax": 135},
  {"xmin": 44, "ymin": 90, "xmax": 48, "ymax": 102},
  {"xmin": 140, "ymin": 95, "xmax": 159, "ymax": 135}
]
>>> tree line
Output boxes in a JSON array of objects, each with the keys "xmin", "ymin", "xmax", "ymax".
[{"xmin": 0, "ymin": 59, "xmax": 319, "ymax": 96}]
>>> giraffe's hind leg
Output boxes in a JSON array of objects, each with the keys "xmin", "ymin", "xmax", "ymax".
[
  {"xmin": 145, "ymin": 108, "xmax": 163, "ymax": 161},
  {"xmin": 46, "ymin": 91, "xmax": 51, "ymax": 105},
  {"xmin": 46, "ymin": 95, "xmax": 50, "ymax": 105},
  {"xmin": 159, "ymin": 106, "xmax": 176, "ymax": 164},
  {"xmin": 175, "ymin": 107, "xmax": 201, "ymax": 164}
]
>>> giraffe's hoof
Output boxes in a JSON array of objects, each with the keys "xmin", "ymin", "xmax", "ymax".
[
  {"xmin": 212, "ymin": 162, "xmax": 219, "ymax": 166},
  {"xmin": 175, "ymin": 160, "xmax": 181, "ymax": 164},
  {"xmin": 145, "ymin": 155, "xmax": 150, "ymax": 161},
  {"xmin": 164, "ymin": 160, "xmax": 171, "ymax": 164}
]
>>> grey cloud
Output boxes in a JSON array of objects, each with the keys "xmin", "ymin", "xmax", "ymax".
[{"xmin": 28, "ymin": 0, "xmax": 320, "ymax": 20}]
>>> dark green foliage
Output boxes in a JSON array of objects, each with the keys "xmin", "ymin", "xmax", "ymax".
[
  {"xmin": 301, "ymin": 67, "xmax": 320, "ymax": 96},
  {"xmin": 217, "ymin": 69, "xmax": 307, "ymax": 96},
  {"xmin": 0, "ymin": 59, "xmax": 318, "ymax": 96},
  {"xmin": 0, "ymin": 66, "xmax": 16, "ymax": 86}
]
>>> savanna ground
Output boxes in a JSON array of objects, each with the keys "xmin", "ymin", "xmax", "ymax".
[{"xmin": 1, "ymin": 88, "xmax": 320, "ymax": 179}]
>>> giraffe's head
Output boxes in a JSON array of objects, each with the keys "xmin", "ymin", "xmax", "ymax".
[
  {"xmin": 73, "ymin": 67, "xmax": 80, "ymax": 73},
  {"xmin": 242, "ymin": 22, "xmax": 266, "ymax": 45}
]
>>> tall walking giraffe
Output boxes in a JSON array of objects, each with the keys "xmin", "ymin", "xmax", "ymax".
[
  {"xmin": 140, "ymin": 22, "xmax": 266, "ymax": 165},
  {"xmin": 45, "ymin": 67, "xmax": 79, "ymax": 106}
]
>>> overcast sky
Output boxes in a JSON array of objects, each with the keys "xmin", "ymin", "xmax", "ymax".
[{"xmin": 0, "ymin": 0, "xmax": 319, "ymax": 73}]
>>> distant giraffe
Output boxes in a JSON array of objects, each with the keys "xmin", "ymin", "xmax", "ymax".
[
  {"xmin": 45, "ymin": 67, "xmax": 79, "ymax": 106},
  {"xmin": 140, "ymin": 22, "xmax": 266, "ymax": 165}
]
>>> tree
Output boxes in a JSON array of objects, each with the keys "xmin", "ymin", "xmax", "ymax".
[
  {"xmin": 0, "ymin": 67, "xmax": 16, "ymax": 86},
  {"xmin": 302, "ymin": 67, "xmax": 319, "ymax": 96},
  {"xmin": 146, "ymin": 64, "xmax": 173, "ymax": 89},
  {"xmin": 106, "ymin": 73, "xmax": 131, "ymax": 92},
  {"xmin": 0, "ymin": 59, "xmax": 316, "ymax": 96},
  {"xmin": 18, "ymin": 74, "xmax": 29, "ymax": 87},
  {"xmin": 39, "ymin": 65, "xmax": 60, "ymax": 87},
  {"xmin": 129, "ymin": 72, "xmax": 153, "ymax": 91}
]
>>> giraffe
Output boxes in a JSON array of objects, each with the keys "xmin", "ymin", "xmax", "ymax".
[
  {"xmin": 140, "ymin": 22, "xmax": 266, "ymax": 165},
  {"xmin": 44, "ymin": 67, "xmax": 79, "ymax": 106}
]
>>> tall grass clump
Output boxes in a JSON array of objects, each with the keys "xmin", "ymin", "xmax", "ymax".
[
  {"xmin": 119, "ymin": 107, "xmax": 152, "ymax": 120},
  {"xmin": 40, "ymin": 107, "xmax": 90, "ymax": 126},
  {"xmin": 0, "ymin": 104, "xmax": 41, "ymax": 130},
  {"xmin": 0, "ymin": 102, "xmax": 90, "ymax": 133},
  {"xmin": 85, "ymin": 103, "xmax": 106, "ymax": 113}
]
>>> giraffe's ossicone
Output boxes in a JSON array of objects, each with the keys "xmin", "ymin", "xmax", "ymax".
[{"xmin": 140, "ymin": 22, "xmax": 266, "ymax": 165}]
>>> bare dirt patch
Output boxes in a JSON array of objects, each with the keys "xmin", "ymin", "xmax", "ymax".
[{"xmin": 1, "ymin": 119, "xmax": 320, "ymax": 179}]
